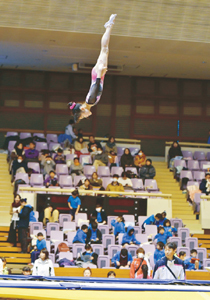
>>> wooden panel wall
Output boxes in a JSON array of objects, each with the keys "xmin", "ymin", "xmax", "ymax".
[{"xmin": 1, "ymin": 69, "xmax": 210, "ymax": 155}]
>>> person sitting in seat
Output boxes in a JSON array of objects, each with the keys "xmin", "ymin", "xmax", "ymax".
[
  {"xmin": 73, "ymin": 224, "xmax": 88, "ymax": 244},
  {"xmin": 134, "ymin": 149, "xmax": 146, "ymax": 171},
  {"xmin": 11, "ymin": 155, "xmax": 28, "ymax": 182},
  {"xmin": 54, "ymin": 148, "xmax": 66, "ymax": 164},
  {"xmin": 111, "ymin": 248, "xmax": 133, "ymax": 269},
  {"xmin": 91, "ymin": 203, "xmax": 107, "ymax": 225},
  {"xmin": 105, "ymin": 136, "xmax": 117, "ymax": 154},
  {"xmin": 139, "ymin": 159, "xmax": 156, "ymax": 182},
  {"xmin": 154, "ymin": 226, "xmax": 172, "ymax": 245},
  {"xmin": 121, "ymin": 226, "xmax": 140, "ymax": 246},
  {"xmin": 25, "ymin": 141, "xmax": 39, "ymax": 161},
  {"xmin": 184, "ymin": 249, "xmax": 201, "ymax": 270},
  {"xmin": 93, "ymin": 146, "xmax": 108, "ymax": 171},
  {"xmin": 106, "ymin": 174, "xmax": 124, "ymax": 197},
  {"xmin": 142, "ymin": 213, "xmax": 162, "ymax": 233},
  {"xmin": 42, "ymin": 204, "xmax": 59, "ymax": 225},
  {"xmin": 90, "ymin": 172, "xmax": 103, "ymax": 188},
  {"xmin": 44, "ymin": 170, "xmax": 59, "ymax": 187},
  {"xmin": 120, "ymin": 148, "xmax": 134, "ymax": 170},
  {"xmin": 199, "ymin": 172, "xmax": 210, "ymax": 195},
  {"xmin": 118, "ymin": 171, "xmax": 133, "ymax": 189},
  {"xmin": 111, "ymin": 216, "xmax": 125, "ymax": 237},
  {"xmin": 88, "ymin": 135, "xmax": 102, "ymax": 153},
  {"xmin": 86, "ymin": 222, "xmax": 102, "ymax": 244},
  {"xmin": 77, "ymin": 244, "xmax": 98, "ymax": 266},
  {"xmin": 154, "ymin": 242, "xmax": 165, "ymax": 264},
  {"xmin": 70, "ymin": 157, "xmax": 84, "ymax": 179},
  {"xmin": 163, "ymin": 219, "xmax": 177, "ymax": 235},
  {"xmin": 41, "ymin": 155, "xmax": 55, "ymax": 176}
]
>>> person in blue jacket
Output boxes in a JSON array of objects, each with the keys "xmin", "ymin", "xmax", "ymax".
[
  {"xmin": 121, "ymin": 226, "xmax": 140, "ymax": 246},
  {"xmin": 111, "ymin": 248, "xmax": 133, "ymax": 269},
  {"xmin": 73, "ymin": 225, "xmax": 88, "ymax": 244},
  {"xmin": 111, "ymin": 216, "xmax": 125, "ymax": 237},
  {"xmin": 154, "ymin": 241, "xmax": 165, "ymax": 264},
  {"xmin": 142, "ymin": 213, "xmax": 162, "ymax": 232},
  {"xmin": 184, "ymin": 249, "xmax": 201, "ymax": 270},
  {"xmin": 154, "ymin": 226, "xmax": 172, "ymax": 245},
  {"xmin": 163, "ymin": 219, "xmax": 177, "ymax": 235},
  {"xmin": 158, "ymin": 211, "xmax": 167, "ymax": 227},
  {"xmin": 31, "ymin": 232, "xmax": 47, "ymax": 263}
]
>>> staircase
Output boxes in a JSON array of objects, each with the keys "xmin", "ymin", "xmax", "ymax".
[
  {"xmin": 0, "ymin": 153, "xmax": 14, "ymax": 226},
  {"xmin": 153, "ymin": 161, "xmax": 203, "ymax": 234}
]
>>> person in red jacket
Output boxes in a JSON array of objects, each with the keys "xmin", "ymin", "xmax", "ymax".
[{"xmin": 130, "ymin": 248, "xmax": 148, "ymax": 278}]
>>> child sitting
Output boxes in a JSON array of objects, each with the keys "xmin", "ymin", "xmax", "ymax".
[
  {"xmin": 73, "ymin": 225, "xmax": 88, "ymax": 244},
  {"xmin": 154, "ymin": 241, "xmax": 165, "ymax": 264},
  {"xmin": 121, "ymin": 226, "xmax": 140, "ymax": 246},
  {"xmin": 111, "ymin": 216, "xmax": 125, "ymax": 237},
  {"xmin": 77, "ymin": 244, "xmax": 98, "ymax": 266},
  {"xmin": 154, "ymin": 226, "xmax": 172, "ymax": 245},
  {"xmin": 179, "ymin": 251, "xmax": 186, "ymax": 261},
  {"xmin": 86, "ymin": 222, "xmax": 102, "ymax": 244},
  {"xmin": 111, "ymin": 248, "xmax": 133, "ymax": 269},
  {"xmin": 31, "ymin": 232, "xmax": 47, "ymax": 263},
  {"xmin": 44, "ymin": 171, "xmax": 59, "ymax": 187},
  {"xmin": 54, "ymin": 148, "xmax": 66, "ymax": 164},
  {"xmin": 163, "ymin": 219, "xmax": 177, "ymax": 235},
  {"xmin": 142, "ymin": 213, "xmax": 162, "ymax": 232},
  {"xmin": 184, "ymin": 249, "xmax": 201, "ymax": 270},
  {"xmin": 22, "ymin": 266, "xmax": 31, "ymax": 276}
]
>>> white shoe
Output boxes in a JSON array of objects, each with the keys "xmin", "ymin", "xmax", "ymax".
[{"xmin": 104, "ymin": 14, "xmax": 117, "ymax": 28}]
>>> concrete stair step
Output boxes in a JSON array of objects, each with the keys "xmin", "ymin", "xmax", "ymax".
[
  {"xmin": 0, "ymin": 246, "xmax": 22, "ymax": 252},
  {"xmin": 5, "ymin": 258, "xmax": 31, "ymax": 263},
  {"xmin": 172, "ymin": 215, "xmax": 195, "ymax": 220},
  {"xmin": 194, "ymin": 234, "xmax": 210, "ymax": 239},
  {"xmin": 0, "ymin": 252, "xmax": 30, "ymax": 258}
]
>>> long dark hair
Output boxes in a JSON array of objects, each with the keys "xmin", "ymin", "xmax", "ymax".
[
  {"xmin": 14, "ymin": 141, "xmax": 24, "ymax": 156},
  {"xmin": 123, "ymin": 148, "xmax": 132, "ymax": 157},
  {"xmin": 40, "ymin": 248, "xmax": 49, "ymax": 260},
  {"xmin": 12, "ymin": 194, "xmax": 21, "ymax": 208},
  {"xmin": 142, "ymin": 264, "xmax": 148, "ymax": 279}
]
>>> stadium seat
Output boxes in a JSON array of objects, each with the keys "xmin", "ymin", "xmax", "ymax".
[
  {"xmin": 178, "ymin": 228, "xmax": 190, "ymax": 244},
  {"xmin": 72, "ymin": 243, "xmax": 85, "ymax": 258},
  {"xmin": 118, "ymin": 233, "xmax": 124, "ymax": 245},
  {"xmin": 177, "ymin": 246, "xmax": 190, "ymax": 257},
  {"xmin": 203, "ymin": 259, "xmax": 210, "ymax": 268},
  {"xmin": 123, "ymin": 214, "xmax": 135, "ymax": 225},
  {"xmin": 182, "ymin": 151, "xmax": 193, "ymax": 160},
  {"xmin": 20, "ymin": 132, "xmax": 31, "ymax": 139},
  {"xmin": 141, "ymin": 244, "xmax": 155, "ymax": 255},
  {"xmin": 8, "ymin": 140, "xmax": 16, "ymax": 152},
  {"xmin": 125, "ymin": 167, "xmax": 137, "ymax": 174},
  {"xmin": 168, "ymin": 237, "xmax": 182, "ymax": 248},
  {"xmin": 180, "ymin": 170, "xmax": 193, "ymax": 180},
  {"xmin": 59, "ymin": 214, "xmax": 72, "ymax": 227},
  {"xmin": 50, "ymin": 231, "xmax": 63, "ymax": 242},
  {"xmin": 98, "ymin": 224, "xmax": 109, "ymax": 235},
  {"xmin": 135, "ymin": 234, "xmax": 148, "ymax": 244},
  {"xmin": 102, "ymin": 177, "xmax": 113, "ymax": 189},
  {"xmin": 59, "ymin": 175, "xmax": 73, "ymax": 188},
  {"xmin": 194, "ymin": 151, "xmax": 206, "ymax": 161},
  {"xmin": 27, "ymin": 162, "xmax": 40, "ymax": 173},
  {"xmin": 33, "ymin": 133, "xmax": 45, "ymax": 138},
  {"xmin": 66, "ymin": 154, "xmax": 76, "ymax": 161},
  {"xmin": 58, "ymin": 252, "xmax": 73, "ymax": 261},
  {"xmin": 126, "ymin": 245, "xmax": 138, "ymax": 257},
  {"xmin": 185, "ymin": 237, "xmax": 198, "ymax": 250},
  {"xmin": 174, "ymin": 160, "xmax": 187, "ymax": 169},
  {"xmin": 145, "ymin": 225, "xmax": 157, "ymax": 236},
  {"xmin": 107, "ymin": 216, "xmax": 118, "ymax": 230},
  {"xmin": 110, "ymin": 166, "xmax": 123, "ymax": 177},
  {"xmin": 129, "ymin": 147, "xmax": 140, "ymax": 156},
  {"xmin": 92, "ymin": 244, "xmax": 104, "ymax": 256},
  {"xmin": 49, "ymin": 253, "xmax": 55, "ymax": 263},
  {"xmin": 73, "ymin": 175, "xmax": 86, "ymax": 187},
  {"xmin": 35, "ymin": 142, "xmax": 48, "ymax": 152},
  {"xmin": 75, "ymin": 213, "xmax": 88, "ymax": 226},
  {"xmin": 48, "ymin": 142, "xmax": 60, "ymax": 151},
  {"xmin": 97, "ymin": 166, "xmax": 110, "ymax": 177},
  {"xmin": 15, "ymin": 173, "xmax": 29, "ymax": 184},
  {"xmin": 187, "ymin": 160, "xmax": 200, "ymax": 171},
  {"xmin": 207, "ymin": 152, "xmax": 210, "ymax": 161},
  {"xmin": 55, "ymin": 164, "xmax": 68, "ymax": 175},
  {"xmin": 117, "ymin": 147, "xmax": 125, "ymax": 156},
  {"xmin": 108, "ymin": 244, "xmax": 121, "ymax": 258},
  {"xmin": 33, "ymin": 229, "xmax": 46, "ymax": 238},
  {"xmin": 46, "ymin": 134, "xmax": 58, "ymax": 144},
  {"xmin": 134, "ymin": 226, "xmax": 141, "ymax": 235},
  {"xmin": 6, "ymin": 131, "xmax": 18, "ymax": 137},
  {"xmin": 30, "ymin": 222, "xmax": 43, "ymax": 235},
  {"xmin": 131, "ymin": 178, "xmax": 144, "ymax": 190},
  {"xmin": 194, "ymin": 247, "xmax": 207, "ymax": 263},
  {"xmin": 46, "ymin": 223, "xmax": 60, "ymax": 237},
  {"xmin": 193, "ymin": 171, "xmax": 205, "ymax": 181},
  {"xmin": 102, "ymin": 234, "xmax": 115, "ymax": 249},
  {"xmin": 98, "ymin": 255, "xmax": 110, "ymax": 268},
  {"xmin": 138, "ymin": 216, "xmax": 147, "ymax": 231},
  {"xmin": 170, "ymin": 218, "xmax": 183, "ymax": 229},
  {"xmin": 83, "ymin": 165, "xmax": 96, "ymax": 177},
  {"xmin": 79, "ymin": 155, "xmax": 92, "ymax": 165},
  {"xmin": 30, "ymin": 174, "xmax": 44, "ymax": 186},
  {"xmin": 144, "ymin": 179, "xmax": 158, "ymax": 191},
  {"xmin": 63, "ymin": 222, "xmax": 76, "ymax": 233},
  {"xmin": 67, "ymin": 232, "xmax": 76, "ymax": 247},
  {"xmin": 200, "ymin": 161, "xmax": 210, "ymax": 171},
  {"xmin": 187, "ymin": 181, "xmax": 199, "ymax": 188}
]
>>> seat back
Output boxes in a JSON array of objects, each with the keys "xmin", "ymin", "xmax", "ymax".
[
  {"xmin": 67, "ymin": 231, "xmax": 76, "ymax": 246},
  {"xmin": 123, "ymin": 214, "xmax": 135, "ymax": 225},
  {"xmin": 170, "ymin": 218, "xmax": 183, "ymax": 229},
  {"xmin": 107, "ymin": 216, "xmax": 118, "ymax": 230},
  {"xmin": 50, "ymin": 230, "xmax": 63, "ymax": 242},
  {"xmin": 33, "ymin": 133, "xmax": 45, "ymax": 138},
  {"xmin": 174, "ymin": 160, "xmax": 187, "ymax": 168},
  {"xmin": 46, "ymin": 134, "xmax": 58, "ymax": 143},
  {"xmin": 20, "ymin": 132, "xmax": 31, "ymax": 139},
  {"xmin": 59, "ymin": 175, "xmax": 73, "ymax": 188},
  {"xmin": 8, "ymin": 140, "xmax": 17, "ymax": 152},
  {"xmin": 73, "ymin": 175, "xmax": 86, "ymax": 187},
  {"xmin": 141, "ymin": 244, "xmax": 155, "ymax": 255},
  {"xmin": 126, "ymin": 245, "xmax": 138, "ymax": 257},
  {"xmin": 49, "ymin": 253, "xmax": 55, "ymax": 263},
  {"xmin": 75, "ymin": 213, "xmax": 88, "ymax": 226},
  {"xmin": 134, "ymin": 226, "xmax": 141, "ymax": 235},
  {"xmin": 187, "ymin": 160, "xmax": 200, "ymax": 170},
  {"xmin": 72, "ymin": 243, "xmax": 85, "ymax": 258},
  {"xmin": 145, "ymin": 179, "xmax": 158, "ymax": 190},
  {"xmin": 35, "ymin": 142, "xmax": 48, "ymax": 152},
  {"xmin": 83, "ymin": 165, "xmax": 96, "ymax": 177},
  {"xmin": 168, "ymin": 237, "xmax": 182, "ymax": 248},
  {"xmin": 138, "ymin": 216, "xmax": 147, "ymax": 231},
  {"xmin": 48, "ymin": 142, "xmax": 60, "ymax": 151},
  {"xmin": 194, "ymin": 247, "xmax": 207, "ymax": 263},
  {"xmin": 58, "ymin": 252, "xmax": 73, "ymax": 261},
  {"xmin": 145, "ymin": 225, "xmax": 157, "ymax": 235},
  {"xmin": 92, "ymin": 244, "xmax": 104, "ymax": 256},
  {"xmin": 7, "ymin": 131, "xmax": 18, "ymax": 137},
  {"xmin": 102, "ymin": 234, "xmax": 115, "ymax": 249},
  {"xmin": 63, "ymin": 222, "xmax": 76, "ymax": 232},
  {"xmin": 59, "ymin": 214, "xmax": 72, "ymax": 227},
  {"xmin": 200, "ymin": 161, "xmax": 210, "ymax": 170},
  {"xmin": 135, "ymin": 234, "xmax": 148, "ymax": 244},
  {"xmin": 125, "ymin": 167, "xmax": 137, "ymax": 174},
  {"xmin": 180, "ymin": 170, "xmax": 193, "ymax": 180},
  {"xmin": 46, "ymin": 223, "xmax": 60, "ymax": 237},
  {"xmin": 79, "ymin": 155, "xmax": 92, "ymax": 165},
  {"xmin": 182, "ymin": 151, "xmax": 193, "ymax": 160},
  {"xmin": 15, "ymin": 173, "xmax": 29, "ymax": 184},
  {"xmin": 55, "ymin": 164, "xmax": 68, "ymax": 175},
  {"xmin": 110, "ymin": 167, "xmax": 123, "ymax": 177},
  {"xmin": 107, "ymin": 244, "xmax": 121, "ymax": 258},
  {"xmin": 102, "ymin": 177, "xmax": 113, "ymax": 189},
  {"xmin": 98, "ymin": 225, "xmax": 109, "ymax": 235},
  {"xmin": 203, "ymin": 259, "xmax": 210, "ymax": 268},
  {"xmin": 97, "ymin": 166, "xmax": 110, "ymax": 177},
  {"xmin": 30, "ymin": 222, "xmax": 43, "ymax": 234},
  {"xmin": 27, "ymin": 162, "xmax": 40, "ymax": 173},
  {"xmin": 118, "ymin": 233, "xmax": 124, "ymax": 245},
  {"xmin": 32, "ymin": 229, "xmax": 46, "ymax": 238},
  {"xmin": 131, "ymin": 179, "xmax": 144, "ymax": 190},
  {"xmin": 185, "ymin": 237, "xmax": 198, "ymax": 250},
  {"xmin": 194, "ymin": 151, "xmax": 206, "ymax": 161},
  {"xmin": 177, "ymin": 228, "xmax": 190, "ymax": 244},
  {"xmin": 30, "ymin": 174, "xmax": 44, "ymax": 186},
  {"xmin": 193, "ymin": 171, "xmax": 205, "ymax": 181},
  {"xmin": 177, "ymin": 246, "xmax": 190, "ymax": 257},
  {"xmin": 98, "ymin": 255, "xmax": 110, "ymax": 268}
]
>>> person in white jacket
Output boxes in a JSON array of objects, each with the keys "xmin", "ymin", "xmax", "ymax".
[{"xmin": 32, "ymin": 249, "xmax": 55, "ymax": 276}]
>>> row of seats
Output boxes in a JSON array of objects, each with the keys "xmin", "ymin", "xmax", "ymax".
[
  {"xmin": 175, "ymin": 160, "xmax": 210, "ymax": 171},
  {"xmin": 180, "ymin": 170, "xmax": 206, "ymax": 181},
  {"xmin": 182, "ymin": 150, "xmax": 210, "ymax": 161},
  {"xmin": 7, "ymin": 132, "xmax": 58, "ymax": 143}
]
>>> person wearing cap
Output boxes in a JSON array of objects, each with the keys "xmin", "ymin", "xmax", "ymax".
[
  {"xmin": 199, "ymin": 172, "xmax": 210, "ymax": 195},
  {"xmin": 18, "ymin": 198, "xmax": 33, "ymax": 253},
  {"xmin": 139, "ymin": 159, "xmax": 156, "ymax": 182}
]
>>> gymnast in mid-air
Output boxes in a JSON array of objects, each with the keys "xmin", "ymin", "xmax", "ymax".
[{"xmin": 68, "ymin": 14, "xmax": 117, "ymax": 123}]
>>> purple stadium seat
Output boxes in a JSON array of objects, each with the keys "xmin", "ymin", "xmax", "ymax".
[
  {"xmin": 59, "ymin": 214, "xmax": 72, "ymax": 227},
  {"xmin": 187, "ymin": 181, "xmax": 199, "ymax": 188},
  {"xmin": 46, "ymin": 240, "xmax": 51, "ymax": 252},
  {"xmin": 20, "ymin": 132, "xmax": 31, "ymax": 139},
  {"xmin": 34, "ymin": 211, "xmax": 39, "ymax": 220},
  {"xmin": 207, "ymin": 152, "xmax": 210, "ymax": 161},
  {"xmin": 174, "ymin": 160, "xmax": 187, "ymax": 169},
  {"xmin": 55, "ymin": 164, "xmax": 68, "ymax": 175},
  {"xmin": 177, "ymin": 247, "xmax": 190, "ymax": 257},
  {"xmin": 48, "ymin": 142, "xmax": 60, "ymax": 151},
  {"xmin": 138, "ymin": 216, "xmax": 147, "ymax": 230},
  {"xmin": 180, "ymin": 170, "xmax": 193, "ymax": 180},
  {"xmin": 107, "ymin": 216, "xmax": 118, "ymax": 230},
  {"xmin": 46, "ymin": 223, "xmax": 60, "ymax": 237},
  {"xmin": 15, "ymin": 173, "xmax": 29, "ymax": 184},
  {"xmin": 110, "ymin": 166, "xmax": 124, "ymax": 177},
  {"xmin": 108, "ymin": 245, "xmax": 121, "ymax": 258},
  {"xmin": 136, "ymin": 234, "xmax": 148, "ymax": 244},
  {"xmin": 73, "ymin": 175, "xmax": 85, "ymax": 187},
  {"xmin": 79, "ymin": 155, "xmax": 92, "ymax": 165},
  {"xmin": 203, "ymin": 259, "xmax": 210, "ymax": 268},
  {"xmin": 194, "ymin": 193, "xmax": 206, "ymax": 213},
  {"xmin": 185, "ymin": 237, "xmax": 198, "ymax": 250},
  {"xmin": 131, "ymin": 178, "xmax": 144, "ymax": 190},
  {"xmin": 178, "ymin": 228, "xmax": 190, "ymax": 244},
  {"xmin": 33, "ymin": 133, "xmax": 45, "ymax": 138},
  {"xmin": 53, "ymin": 241, "xmax": 68, "ymax": 254},
  {"xmin": 59, "ymin": 175, "xmax": 73, "ymax": 188},
  {"xmin": 98, "ymin": 255, "xmax": 110, "ymax": 268},
  {"xmin": 117, "ymin": 147, "xmax": 125, "ymax": 156},
  {"xmin": 75, "ymin": 213, "xmax": 88, "ymax": 226},
  {"xmin": 182, "ymin": 151, "xmax": 193, "ymax": 160},
  {"xmin": 58, "ymin": 252, "xmax": 73, "ymax": 261},
  {"xmin": 118, "ymin": 233, "xmax": 124, "ymax": 245},
  {"xmin": 200, "ymin": 161, "xmax": 210, "ymax": 171},
  {"xmin": 35, "ymin": 142, "xmax": 48, "ymax": 152},
  {"xmin": 6, "ymin": 131, "xmax": 18, "ymax": 137},
  {"xmin": 30, "ymin": 222, "xmax": 43, "ymax": 234},
  {"xmin": 63, "ymin": 222, "xmax": 76, "ymax": 233},
  {"xmin": 129, "ymin": 147, "xmax": 140, "ymax": 156},
  {"xmin": 134, "ymin": 226, "xmax": 141, "ymax": 235},
  {"xmin": 123, "ymin": 214, "xmax": 135, "ymax": 225},
  {"xmin": 168, "ymin": 237, "xmax": 182, "ymax": 248},
  {"xmin": 66, "ymin": 154, "xmax": 76, "ymax": 161},
  {"xmin": 193, "ymin": 171, "xmax": 205, "ymax": 181},
  {"xmin": 30, "ymin": 174, "xmax": 44, "ymax": 186},
  {"xmin": 141, "ymin": 244, "xmax": 155, "ymax": 255},
  {"xmin": 187, "ymin": 160, "xmax": 200, "ymax": 171},
  {"xmin": 97, "ymin": 166, "xmax": 110, "ymax": 177},
  {"xmin": 194, "ymin": 247, "xmax": 207, "ymax": 263},
  {"xmin": 27, "ymin": 162, "xmax": 40, "ymax": 173},
  {"xmin": 92, "ymin": 244, "xmax": 104, "ymax": 256},
  {"xmin": 125, "ymin": 167, "xmax": 138, "ymax": 175},
  {"xmin": 145, "ymin": 225, "xmax": 157, "ymax": 236},
  {"xmin": 145, "ymin": 179, "xmax": 158, "ymax": 191},
  {"xmin": 170, "ymin": 218, "xmax": 183, "ymax": 229},
  {"xmin": 102, "ymin": 234, "xmax": 115, "ymax": 249},
  {"xmin": 8, "ymin": 140, "xmax": 16, "ymax": 152},
  {"xmin": 98, "ymin": 225, "xmax": 109, "ymax": 235},
  {"xmin": 194, "ymin": 151, "xmax": 206, "ymax": 161},
  {"xmin": 50, "ymin": 230, "xmax": 63, "ymax": 242},
  {"xmin": 72, "ymin": 243, "xmax": 85, "ymax": 258},
  {"xmin": 46, "ymin": 134, "xmax": 58, "ymax": 143},
  {"xmin": 126, "ymin": 245, "xmax": 138, "ymax": 257},
  {"xmin": 102, "ymin": 177, "xmax": 113, "ymax": 189},
  {"xmin": 67, "ymin": 232, "xmax": 76, "ymax": 247},
  {"xmin": 83, "ymin": 165, "xmax": 96, "ymax": 177}
]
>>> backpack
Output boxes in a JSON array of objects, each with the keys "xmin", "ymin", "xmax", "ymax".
[
  {"xmin": 57, "ymin": 242, "xmax": 69, "ymax": 253},
  {"xmin": 58, "ymin": 258, "xmax": 76, "ymax": 267},
  {"xmin": 126, "ymin": 170, "xmax": 137, "ymax": 179}
]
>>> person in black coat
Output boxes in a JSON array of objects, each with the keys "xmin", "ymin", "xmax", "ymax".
[
  {"xmin": 120, "ymin": 148, "xmax": 134, "ymax": 170},
  {"xmin": 77, "ymin": 244, "xmax": 98, "ymax": 266},
  {"xmin": 18, "ymin": 198, "xmax": 32, "ymax": 253},
  {"xmin": 199, "ymin": 172, "xmax": 210, "ymax": 195},
  {"xmin": 168, "ymin": 141, "xmax": 183, "ymax": 169},
  {"xmin": 139, "ymin": 159, "xmax": 156, "ymax": 182},
  {"xmin": 86, "ymin": 222, "xmax": 102, "ymax": 244},
  {"xmin": 91, "ymin": 203, "xmax": 107, "ymax": 225},
  {"xmin": 12, "ymin": 156, "xmax": 28, "ymax": 182}
]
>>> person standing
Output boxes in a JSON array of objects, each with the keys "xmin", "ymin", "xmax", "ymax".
[
  {"xmin": 65, "ymin": 119, "xmax": 77, "ymax": 140},
  {"xmin": 18, "ymin": 198, "xmax": 33, "ymax": 253},
  {"xmin": 7, "ymin": 194, "xmax": 21, "ymax": 247},
  {"xmin": 32, "ymin": 249, "xmax": 55, "ymax": 276},
  {"xmin": 67, "ymin": 189, "xmax": 81, "ymax": 221}
]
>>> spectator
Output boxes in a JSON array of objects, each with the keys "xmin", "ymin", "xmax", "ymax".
[
  {"xmin": 91, "ymin": 203, "xmax": 107, "ymax": 224},
  {"xmin": 73, "ymin": 224, "xmax": 88, "ymax": 244},
  {"xmin": 199, "ymin": 172, "xmax": 210, "ymax": 195},
  {"xmin": 121, "ymin": 226, "xmax": 140, "ymax": 246},
  {"xmin": 77, "ymin": 244, "xmax": 98, "ymax": 266},
  {"xmin": 32, "ymin": 249, "xmax": 55, "ymax": 276},
  {"xmin": 118, "ymin": 171, "xmax": 133, "ymax": 189},
  {"xmin": 90, "ymin": 172, "xmax": 103, "ymax": 188},
  {"xmin": 7, "ymin": 194, "xmax": 21, "ymax": 247},
  {"xmin": 142, "ymin": 213, "xmax": 162, "ymax": 232},
  {"xmin": 139, "ymin": 159, "xmax": 156, "ymax": 182},
  {"xmin": 10, "ymin": 141, "xmax": 25, "ymax": 162},
  {"xmin": 163, "ymin": 219, "xmax": 177, "ymax": 235},
  {"xmin": 154, "ymin": 242, "xmax": 165, "ymax": 264},
  {"xmin": 105, "ymin": 136, "xmax": 117, "ymax": 154},
  {"xmin": 83, "ymin": 267, "xmax": 92, "ymax": 277},
  {"xmin": 43, "ymin": 204, "xmax": 59, "ymax": 225},
  {"xmin": 154, "ymin": 226, "xmax": 172, "ymax": 245},
  {"xmin": 153, "ymin": 242, "xmax": 185, "ymax": 280},
  {"xmin": 67, "ymin": 189, "xmax": 81, "ymax": 221},
  {"xmin": 22, "ymin": 266, "xmax": 31, "ymax": 276},
  {"xmin": 179, "ymin": 251, "xmax": 186, "ymax": 261},
  {"xmin": 111, "ymin": 216, "xmax": 125, "ymax": 237},
  {"xmin": 168, "ymin": 141, "xmax": 183, "ymax": 170},
  {"xmin": 137, "ymin": 264, "xmax": 152, "ymax": 279},
  {"xmin": 25, "ymin": 141, "xmax": 39, "ymax": 161},
  {"xmin": 93, "ymin": 146, "xmax": 108, "ymax": 171},
  {"xmin": 120, "ymin": 148, "xmax": 134, "ymax": 170},
  {"xmin": 65, "ymin": 119, "xmax": 77, "ymax": 140},
  {"xmin": 79, "ymin": 178, "xmax": 93, "ymax": 191},
  {"xmin": 111, "ymin": 248, "xmax": 133, "ymax": 269},
  {"xmin": 107, "ymin": 271, "xmax": 116, "ymax": 278},
  {"xmin": 86, "ymin": 222, "xmax": 102, "ymax": 244},
  {"xmin": 130, "ymin": 248, "xmax": 149, "ymax": 278},
  {"xmin": 2, "ymin": 258, "xmax": 10, "ymax": 275},
  {"xmin": 70, "ymin": 157, "xmax": 84, "ymax": 179},
  {"xmin": 12, "ymin": 156, "xmax": 28, "ymax": 181},
  {"xmin": 54, "ymin": 148, "xmax": 66, "ymax": 164},
  {"xmin": 158, "ymin": 211, "xmax": 167, "ymax": 226},
  {"xmin": 88, "ymin": 135, "xmax": 102, "ymax": 153},
  {"xmin": 41, "ymin": 155, "xmax": 55, "ymax": 176},
  {"xmin": 74, "ymin": 137, "xmax": 88, "ymax": 156},
  {"xmin": 18, "ymin": 198, "xmax": 33, "ymax": 253},
  {"xmin": 134, "ymin": 149, "xmax": 146, "ymax": 170},
  {"xmin": 106, "ymin": 174, "xmax": 124, "ymax": 197},
  {"xmin": 31, "ymin": 232, "xmax": 47, "ymax": 263},
  {"xmin": 44, "ymin": 171, "xmax": 59, "ymax": 187},
  {"xmin": 77, "ymin": 128, "xmax": 83, "ymax": 139},
  {"xmin": 184, "ymin": 249, "xmax": 201, "ymax": 270}
]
